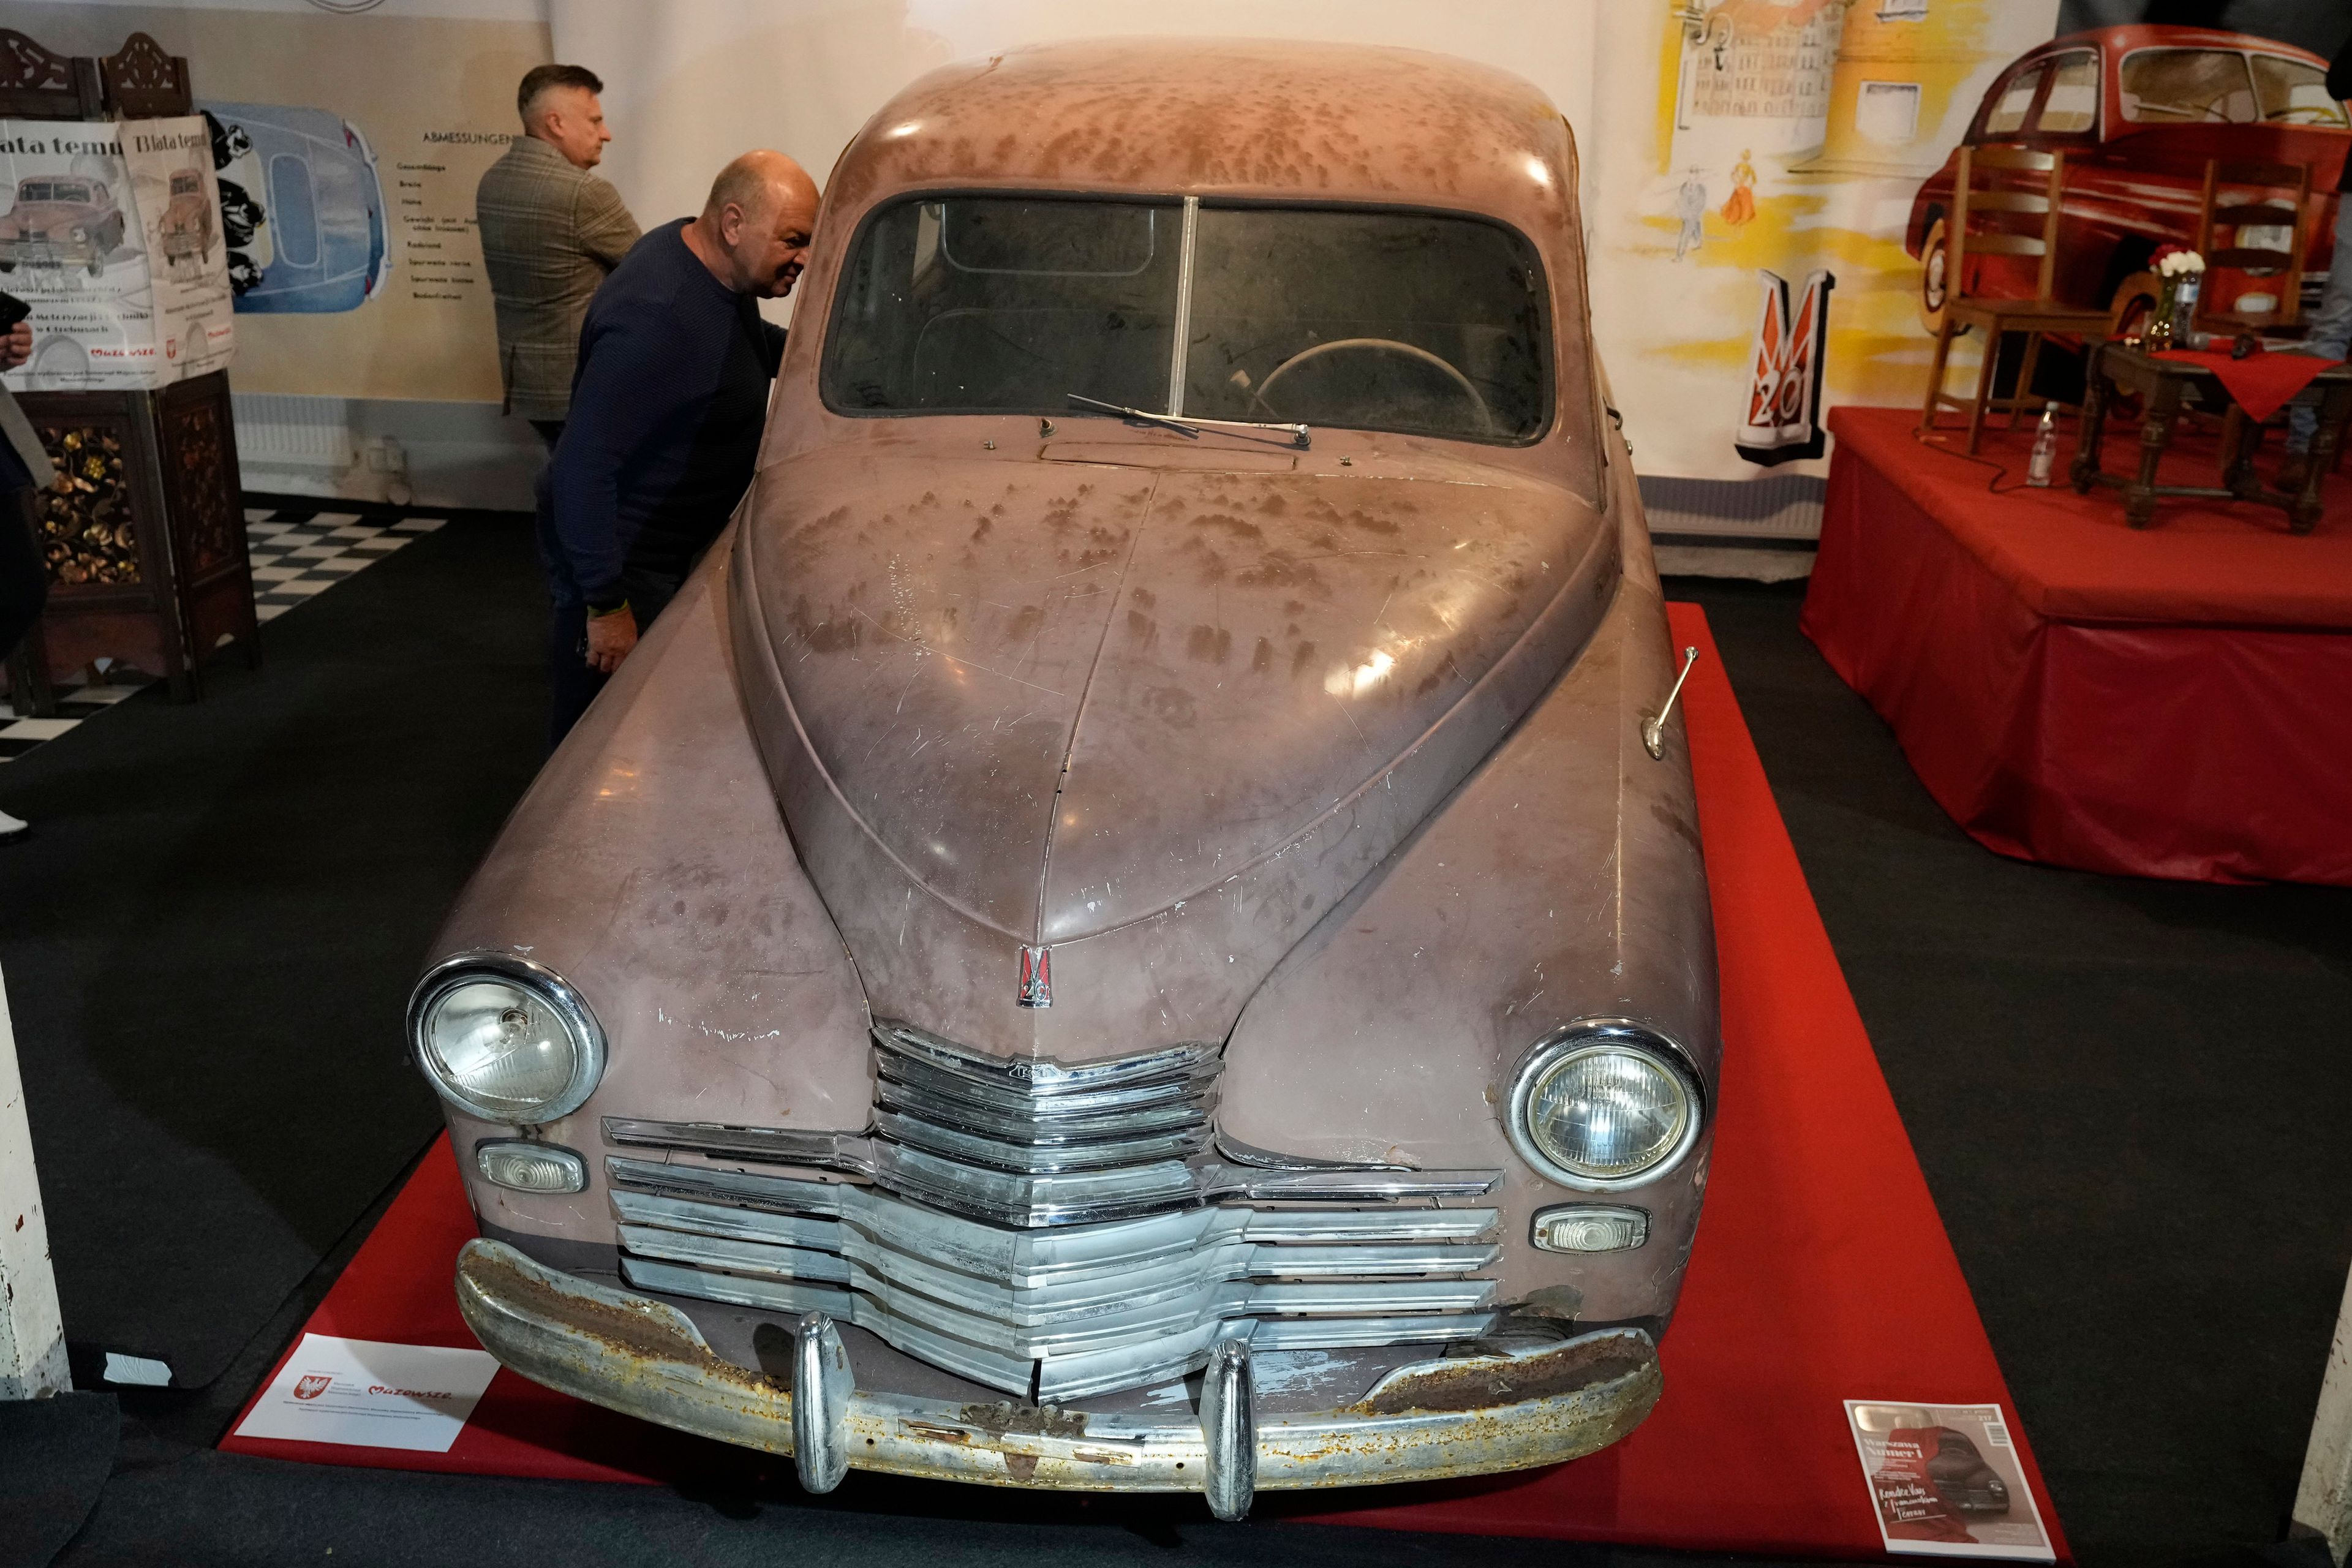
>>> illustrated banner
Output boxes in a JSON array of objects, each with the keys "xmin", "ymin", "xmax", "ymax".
[
  {"xmin": 1586, "ymin": 0, "xmax": 2064, "ymax": 482},
  {"xmin": 0, "ymin": 114, "xmax": 235, "ymax": 391}
]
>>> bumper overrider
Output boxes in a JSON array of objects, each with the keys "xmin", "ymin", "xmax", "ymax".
[{"xmin": 456, "ymin": 1237, "xmax": 1662, "ymax": 1518}]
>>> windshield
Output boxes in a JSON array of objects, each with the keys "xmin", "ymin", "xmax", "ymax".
[
  {"xmin": 18, "ymin": 181, "xmax": 89, "ymax": 203},
  {"xmin": 2119, "ymin": 48, "xmax": 2344, "ymax": 126},
  {"xmin": 823, "ymin": 194, "xmax": 1552, "ymax": 445}
]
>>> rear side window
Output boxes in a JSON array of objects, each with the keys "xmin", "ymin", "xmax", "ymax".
[
  {"xmin": 2037, "ymin": 52, "xmax": 2099, "ymax": 134},
  {"xmin": 1983, "ymin": 66, "xmax": 2046, "ymax": 136}
]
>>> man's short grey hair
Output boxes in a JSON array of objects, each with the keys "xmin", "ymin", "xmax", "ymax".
[{"xmin": 518, "ymin": 63, "xmax": 602, "ymax": 126}]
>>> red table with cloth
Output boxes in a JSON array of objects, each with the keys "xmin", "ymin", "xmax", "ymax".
[{"xmin": 1803, "ymin": 405, "xmax": 2352, "ymax": 885}]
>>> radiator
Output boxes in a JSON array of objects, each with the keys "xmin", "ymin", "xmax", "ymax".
[{"xmin": 230, "ymin": 394, "xmax": 356, "ymax": 473}]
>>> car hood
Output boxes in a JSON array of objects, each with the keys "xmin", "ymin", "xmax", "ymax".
[
  {"xmin": 730, "ymin": 440, "xmax": 1616, "ymax": 1051},
  {"xmin": 2, "ymin": 202, "xmax": 100, "ymax": 233}
]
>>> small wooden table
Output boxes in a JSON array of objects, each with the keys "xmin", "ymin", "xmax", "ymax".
[{"xmin": 2071, "ymin": 340, "xmax": 2352, "ymax": 533}]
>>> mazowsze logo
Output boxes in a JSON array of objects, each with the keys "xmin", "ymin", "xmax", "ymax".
[{"xmin": 294, "ymin": 1373, "xmax": 333, "ymax": 1401}]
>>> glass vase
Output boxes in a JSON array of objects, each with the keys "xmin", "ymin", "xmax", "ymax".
[{"xmin": 2143, "ymin": 277, "xmax": 2179, "ymax": 353}]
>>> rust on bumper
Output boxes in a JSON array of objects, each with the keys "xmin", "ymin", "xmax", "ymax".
[{"xmin": 455, "ymin": 1238, "xmax": 1663, "ymax": 1496}]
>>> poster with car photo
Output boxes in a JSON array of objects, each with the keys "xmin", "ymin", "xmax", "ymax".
[
  {"xmin": 0, "ymin": 115, "xmax": 233, "ymax": 391},
  {"xmin": 1845, "ymin": 1400, "xmax": 2056, "ymax": 1561},
  {"xmin": 122, "ymin": 116, "xmax": 235, "ymax": 381}
]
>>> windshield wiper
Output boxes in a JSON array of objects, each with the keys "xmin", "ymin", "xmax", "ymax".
[{"xmin": 1065, "ymin": 393, "xmax": 1310, "ymax": 450}]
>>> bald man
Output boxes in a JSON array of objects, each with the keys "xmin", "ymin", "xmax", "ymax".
[{"xmin": 538, "ymin": 151, "xmax": 818, "ymax": 744}]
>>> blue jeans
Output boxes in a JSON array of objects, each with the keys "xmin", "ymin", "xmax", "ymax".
[{"xmin": 2289, "ymin": 194, "xmax": 2352, "ymax": 453}]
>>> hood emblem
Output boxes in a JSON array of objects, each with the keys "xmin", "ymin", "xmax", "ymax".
[{"xmin": 1017, "ymin": 946, "xmax": 1052, "ymax": 1008}]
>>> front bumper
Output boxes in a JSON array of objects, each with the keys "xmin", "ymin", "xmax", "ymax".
[
  {"xmin": 456, "ymin": 1238, "xmax": 1662, "ymax": 1511},
  {"xmin": 0, "ymin": 239, "xmax": 94, "ymax": 266}
]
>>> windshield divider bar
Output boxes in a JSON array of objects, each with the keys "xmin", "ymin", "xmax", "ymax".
[{"xmin": 1166, "ymin": 195, "xmax": 1200, "ymax": 418}]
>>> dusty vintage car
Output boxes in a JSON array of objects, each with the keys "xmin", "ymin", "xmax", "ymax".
[
  {"xmin": 0, "ymin": 175, "xmax": 127, "ymax": 276},
  {"xmin": 413, "ymin": 40, "xmax": 1718, "ymax": 1517},
  {"xmin": 1909, "ymin": 26, "xmax": 2351, "ymax": 332},
  {"xmin": 157, "ymin": 167, "xmax": 216, "ymax": 266}
]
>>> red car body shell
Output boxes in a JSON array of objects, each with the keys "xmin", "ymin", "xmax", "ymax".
[{"xmin": 1906, "ymin": 26, "xmax": 2351, "ymax": 317}]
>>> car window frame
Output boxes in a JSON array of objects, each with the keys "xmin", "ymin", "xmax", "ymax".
[
  {"xmin": 1974, "ymin": 59, "xmax": 2052, "ymax": 141},
  {"xmin": 817, "ymin": 189, "xmax": 1564, "ymax": 452},
  {"xmin": 2024, "ymin": 47, "xmax": 2102, "ymax": 141}
]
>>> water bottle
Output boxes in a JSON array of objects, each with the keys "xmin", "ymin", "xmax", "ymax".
[{"xmin": 2027, "ymin": 402, "xmax": 2059, "ymax": 488}]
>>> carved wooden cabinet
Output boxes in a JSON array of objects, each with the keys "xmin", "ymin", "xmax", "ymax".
[
  {"xmin": 2, "ymin": 28, "xmax": 256, "ymax": 707},
  {"xmin": 17, "ymin": 374, "xmax": 257, "ymax": 703}
]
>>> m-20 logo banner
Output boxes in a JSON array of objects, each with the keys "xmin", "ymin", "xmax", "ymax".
[{"xmin": 1736, "ymin": 268, "xmax": 1834, "ymax": 466}]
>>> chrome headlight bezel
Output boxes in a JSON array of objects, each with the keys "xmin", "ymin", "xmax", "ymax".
[
  {"xmin": 1504, "ymin": 1019, "xmax": 1705, "ymax": 1193},
  {"xmin": 407, "ymin": 951, "xmax": 606, "ymax": 1126}
]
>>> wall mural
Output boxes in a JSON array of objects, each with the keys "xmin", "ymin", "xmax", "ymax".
[
  {"xmin": 202, "ymin": 102, "xmax": 391, "ymax": 314},
  {"xmin": 1590, "ymin": 0, "xmax": 2348, "ymax": 483}
]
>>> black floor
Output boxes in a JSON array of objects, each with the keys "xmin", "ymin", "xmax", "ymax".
[{"xmin": 0, "ymin": 514, "xmax": 2344, "ymax": 1567}]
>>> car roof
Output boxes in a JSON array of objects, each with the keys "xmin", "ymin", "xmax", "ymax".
[
  {"xmin": 826, "ymin": 37, "xmax": 1575, "ymax": 238},
  {"xmin": 2038, "ymin": 25, "xmax": 2329, "ymax": 68}
]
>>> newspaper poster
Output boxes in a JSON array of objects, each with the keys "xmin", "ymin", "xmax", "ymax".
[
  {"xmin": 0, "ymin": 114, "xmax": 235, "ymax": 391},
  {"xmin": 1846, "ymin": 1401, "xmax": 2056, "ymax": 1561}
]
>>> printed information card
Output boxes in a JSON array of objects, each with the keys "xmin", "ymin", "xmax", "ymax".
[
  {"xmin": 1844, "ymin": 1400, "xmax": 2056, "ymax": 1561},
  {"xmin": 235, "ymin": 1334, "xmax": 499, "ymax": 1453}
]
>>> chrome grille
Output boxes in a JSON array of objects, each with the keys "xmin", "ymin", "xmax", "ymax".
[
  {"xmin": 873, "ymin": 1020, "xmax": 1218, "ymax": 1177},
  {"xmin": 603, "ymin": 1022, "xmax": 1505, "ymax": 1399},
  {"xmin": 607, "ymin": 1157, "xmax": 1501, "ymax": 1398}
]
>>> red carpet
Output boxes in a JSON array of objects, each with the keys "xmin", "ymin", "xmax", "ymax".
[
  {"xmin": 1804, "ymin": 405, "xmax": 2352, "ymax": 886},
  {"xmin": 224, "ymin": 603, "xmax": 2069, "ymax": 1560}
]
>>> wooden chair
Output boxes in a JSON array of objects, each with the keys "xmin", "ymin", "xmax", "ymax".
[
  {"xmin": 1920, "ymin": 145, "xmax": 2111, "ymax": 453},
  {"xmin": 2193, "ymin": 157, "xmax": 2314, "ymax": 338}
]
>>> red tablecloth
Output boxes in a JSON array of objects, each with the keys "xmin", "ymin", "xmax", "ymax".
[
  {"xmin": 221, "ymin": 604, "xmax": 2069, "ymax": 1560},
  {"xmin": 1803, "ymin": 406, "xmax": 2352, "ymax": 885},
  {"xmin": 2153, "ymin": 347, "xmax": 2342, "ymax": 423}
]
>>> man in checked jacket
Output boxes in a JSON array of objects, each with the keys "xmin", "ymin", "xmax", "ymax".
[{"xmin": 476, "ymin": 64, "xmax": 641, "ymax": 448}]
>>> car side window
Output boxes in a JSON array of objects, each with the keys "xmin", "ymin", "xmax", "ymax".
[
  {"xmin": 2250, "ymin": 55, "xmax": 2350, "ymax": 127},
  {"xmin": 2034, "ymin": 51, "xmax": 2099, "ymax": 135},
  {"xmin": 2120, "ymin": 48, "xmax": 2258, "ymax": 124},
  {"xmin": 1982, "ymin": 64, "xmax": 2046, "ymax": 137}
]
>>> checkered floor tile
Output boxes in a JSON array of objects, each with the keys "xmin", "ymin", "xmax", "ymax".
[
  {"xmin": 0, "ymin": 678, "xmax": 141, "ymax": 760},
  {"xmin": 246, "ymin": 508, "xmax": 444, "ymax": 623},
  {"xmin": 1, "ymin": 504, "xmax": 445, "ymax": 764}
]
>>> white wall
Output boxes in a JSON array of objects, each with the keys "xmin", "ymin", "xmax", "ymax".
[{"xmin": 552, "ymin": 0, "xmax": 1605, "ymax": 328}]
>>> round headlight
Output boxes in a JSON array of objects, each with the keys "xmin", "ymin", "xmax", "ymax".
[
  {"xmin": 1506, "ymin": 1022, "xmax": 1702, "ymax": 1191},
  {"xmin": 408, "ymin": 954, "xmax": 604, "ymax": 1125}
]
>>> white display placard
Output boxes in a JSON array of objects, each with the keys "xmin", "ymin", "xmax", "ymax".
[
  {"xmin": 234, "ymin": 1333, "xmax": 499, "ymax": 1453},
  {"xmin": 0, "ymin": 114, "xmax": 235, "ymax": 391}
]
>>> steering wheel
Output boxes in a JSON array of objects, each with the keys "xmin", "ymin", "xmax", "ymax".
[{"xmin": 1251, "ymin": 337, "xmax": 1493, "ymax": 434}]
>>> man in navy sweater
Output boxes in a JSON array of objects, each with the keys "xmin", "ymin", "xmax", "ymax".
[{"xmin": 539, "ymin": 149, "xmax": 818, "ymax": 745}]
